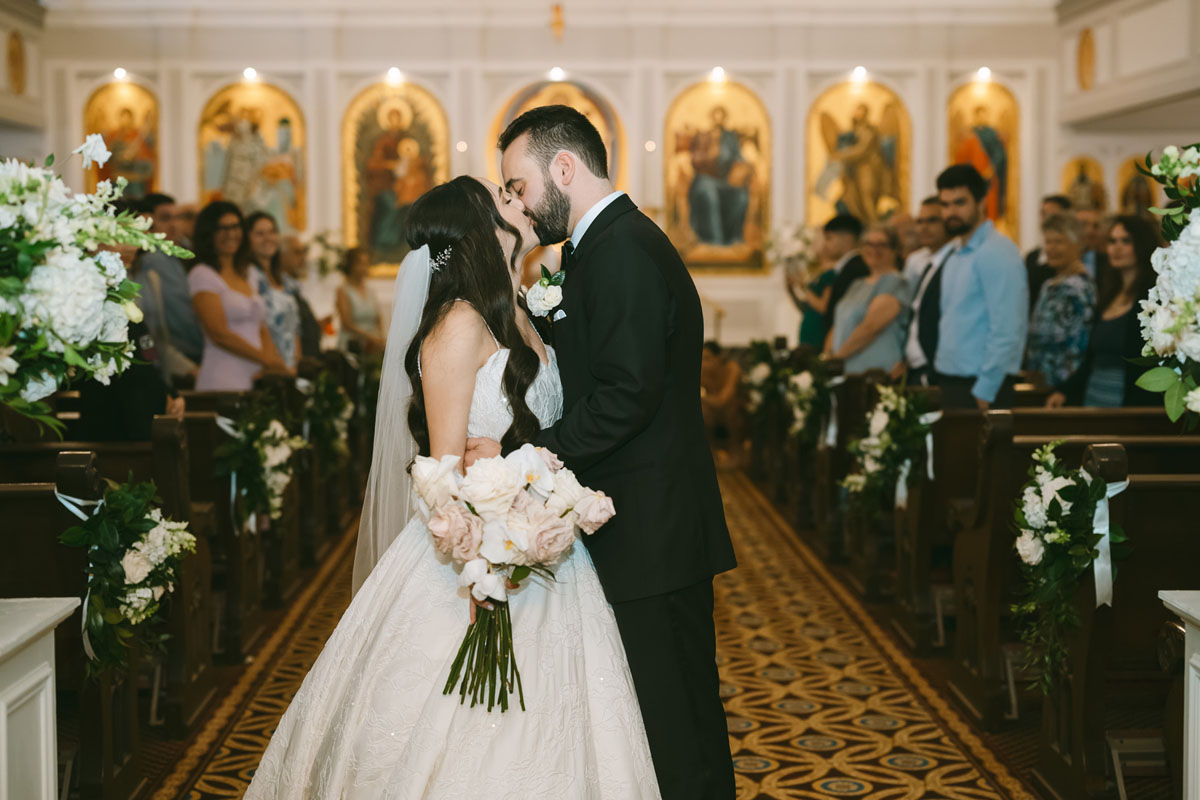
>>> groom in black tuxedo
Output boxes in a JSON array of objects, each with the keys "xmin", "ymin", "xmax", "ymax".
[{"xmin": 468, "ymin": 105, "xmax": 737, "ymax": 799}]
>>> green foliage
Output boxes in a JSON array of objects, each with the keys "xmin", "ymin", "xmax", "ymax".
[{"xmin": 305, "ymin": 370, "xmax": 354, "ymax": 467}]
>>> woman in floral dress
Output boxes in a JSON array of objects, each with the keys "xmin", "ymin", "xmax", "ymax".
[{"xmin": 1025, "ymin": 213, "xmax": 1095, "ymax": 389}]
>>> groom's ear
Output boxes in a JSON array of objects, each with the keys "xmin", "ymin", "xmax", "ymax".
[{"xmin": 553, "ymin": 150, "xmax": 576, "ymax": 187}]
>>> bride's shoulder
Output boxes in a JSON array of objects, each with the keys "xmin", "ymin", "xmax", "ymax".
[{"xmin": 421, "ymin": 300, "xmax": 495, "ymax": 368}]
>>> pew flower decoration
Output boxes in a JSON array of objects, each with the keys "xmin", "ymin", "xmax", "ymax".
[
  {"xmin": 411, "ymin": 444, "xmax": 615, "ymax": 713},
  {"xmin": 305, "ymin": 370, "xmax": 354, "ymax": 465},
  {"xmin": 58, "ymin": 480, "xmax": 196, "ymax": 678},
  {"xmin": 1135, "ymin": 143, "xmax": 1200, "ymax": 427},
  {"xmin": 784, "ymin": 367, "xmax": 831, "ymax": 449},
  {"xmin": 214, "ymin": 402, "xmax": 307, "ymax": 531},
  {"xmin": 0, "ymin": 139, "xmax": 193, "ymax": 431},
  {"xmin": 841, "ymin": 385, "xmax": 935, "ymax": 511},
  {"xmin": 743, "ymin": 340, "xmax": 789, "ymax": 416},
  {"xmin": 1011, "ymin": 441, "xmax": 1127, "ymax": 696}
]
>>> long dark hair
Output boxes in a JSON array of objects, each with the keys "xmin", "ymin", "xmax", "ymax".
[
  {"xmin": 403, "ymin": 176, "xmax": 539, "ymax": 455},
  {"xmin": 244, "ymin": 210, "xmax": 282, "ymax": 284},
  {"xmin": 190, "ymin": 201, "xmax": 250, "ymax": 274},
  {"xmin": 1098, "ymin": 214, "xmax": 1160, "ymax": 312}
]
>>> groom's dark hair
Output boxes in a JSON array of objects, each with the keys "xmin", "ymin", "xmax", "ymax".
[{"xmin": 498, "ymin": 104, "xmax": 609, "ymax": 180}]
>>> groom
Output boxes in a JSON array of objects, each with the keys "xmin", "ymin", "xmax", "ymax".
[{"xmin": 469, "ymin": 105, "xmax": 737, "ymax": 799}]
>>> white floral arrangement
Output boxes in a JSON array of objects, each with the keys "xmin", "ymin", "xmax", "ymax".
[
  {"xmin": 525, "ymin": 265, "xmax": 565, "ymax": 318},
  {"xmin": 311, "ymin": 230, "xmax": 346, "ymax": 277},
  {"xmin": 59, "ymin": 480, "xmax": 197, "ymax": 677},
  {"xmin": 411, "ymin": 444, "xmax": 615, "ymax": 712},
  {"xmin": 1011, "ymin": 441, "xmax": 1126, "ymax": 695},
  {"xmin": 215, "ymin": 410, "xmax": 308, "ymax": 532},
  {"xmin": 783, "ymin": 369, "xmax": 832, "ymax": 448},
  {"xmin": 260, "ymin": 419, "xmax": 308, "ymax": 521},
  {"xmin": 766, "ymin": 223, "xmax": 821, "ymax": 276},
  {"xmin": 1134, "ymin": 144, "xmax": 1200, "ymax": 425},
  {"xmin": 0, "ymin": 136, "xmax": 192, "ymax": 430},
  {"xmin": 841, "ymin": 385, "xmax": 937, "ymax": 510}
]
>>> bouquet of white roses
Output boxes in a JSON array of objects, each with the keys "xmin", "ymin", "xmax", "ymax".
[
  {"xmin": 411, "ymin": 443, "xmax": 615, "ymax": 712},
  {"xmin": 1010, "ymin": 441, "xmax": 1126, "ymax": 695},
  {"xmin": 1134, "ymin": 144, "xmax": 1200, "ymax": 426},
  {"xmin": 59, "ymin": 479, "xmax": 197, "ymax": 677},
  {"xmin": 0, "ymin": 136, "xmax": 192, "ymax": 430},
  {"xmin": 766, "ymin": 223, "xmax": 821, "ymax": 275}
]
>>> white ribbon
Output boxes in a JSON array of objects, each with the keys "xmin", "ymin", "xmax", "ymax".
[
  {"xmin": 216, "ymin": 416, "xmax": 246, "ymax": 537},
  {"xmin": 821, "ymin": 375, "xmax": 848, "ymax": 449},
  {"xmin": 1083, "ymin": 468, "xmax": 1129, "ymax": 608},
  {"xmin": 295, "ymin": 377, "xmax": 314, "ymax": 396},
  {"xmin": 894, "ymin": 459, "xmax": 913, "ymax": 509},
  {"xmin": 55, "ymin": 492, "xmax": 102, "ymax": 661},
  {"xmin": 892, "ymin": 411, "xmax": 943, "ymax": 510}
]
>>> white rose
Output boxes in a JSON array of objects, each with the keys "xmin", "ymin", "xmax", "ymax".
[
  {"xmin": 459, "ymin": 455, "xmax": 525, "ymax": 520},
  {"xmin": 121, "ymin": 548, "xmax": 153, "ymax": 585},
  {"xmin": 504, "ymin": 443, "xmax": 555, "ymax": 497},
  {"xmin": 479, "ymin": 517, "xmax": 530, "ymax": 567},
  {"xmin": 0, "ymin": 345, "xmax": 17, "ymax": 386},
  {"xmin": 20, "ymin": 370, "xmax": 58, "ymax": 403},
  {"xmin": 410, "ymin": 454, "xmax": 462, "ymax": 512},
  {"xmin": 1015, "ymin": 529, "xmax": 1045, "ymax": 566},
  {"xmin": 792, "ymin": 371, "xmax": 814, "ymax": 392},
  {"xmin": 1178, "ymin": 328, "xmax": 1200, "ymax": 364},
  {"xmin": 868, "ymin": 408, "xmax": 889, "ymax": 437},
  {"xmin": 1186, "ymin": 387, "xmax": 1200, "ymax": 414},
  {"xmin": 748, "ymin": 363, "xmax": 771, "ymax": 385},
  {"xmin": 1163, "ymin": 145, "xmax": 1180, "ymax": 160},
  {"xmin": 747, "ymin": 390, "xmax": 763, "ymax": 411},
  {"xmin": 73, "ymin": 134, "xmax": 111, "ymax": 169},
  {"xmin": 1040, "ymin": 475, "xmax": 1075, "ymax": 515},
  {"xmin": 525, "ymin": 282, "xmax": 552, "ymax": 317},
  {"xmin": 1022, "ymin": 486, "xmax": 1048, "ymax": 529},
  {"xmin": 542, "ymin": 284, "xmax": 563, "ymax": 309}
]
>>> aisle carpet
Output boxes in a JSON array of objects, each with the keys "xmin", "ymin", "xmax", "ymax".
[{"xmin": 154, "ymin": 473, "xmax": 1032, "ymax": 799}]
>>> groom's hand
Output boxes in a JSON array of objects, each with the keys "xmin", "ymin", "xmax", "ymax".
[{"xmin": 464, "ymin": 437, "xmax": 502, "ymax": 466}]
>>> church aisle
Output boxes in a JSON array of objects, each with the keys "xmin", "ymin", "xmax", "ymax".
[{"xmin": 151, "ymin": 474, "xmax": 1035, "ymax": 799}]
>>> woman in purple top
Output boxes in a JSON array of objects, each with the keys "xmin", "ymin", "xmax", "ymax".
[{"xmin": 188, "ymin": 201, "xmax": 292, "ymax": 391}]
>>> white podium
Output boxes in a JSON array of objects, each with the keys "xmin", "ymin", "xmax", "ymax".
[
  {"xmin": 0, "ymin": 597, "xmax": 80, "ymax": 800},
  {"xmin": 1161, "ymin": 590, "xmax": 1200, "ymax": 800}
]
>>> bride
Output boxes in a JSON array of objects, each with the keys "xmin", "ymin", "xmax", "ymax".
[{"xmin": 245, "ymin": 176, "xmax": 660, "ymax": 799}]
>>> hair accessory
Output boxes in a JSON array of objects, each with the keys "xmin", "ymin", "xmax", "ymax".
[{"xmin": 431, "ymin": 246, "xmax": 453, "ymax": 273}]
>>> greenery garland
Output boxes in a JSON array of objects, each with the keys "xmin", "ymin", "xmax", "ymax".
[
  {"xmin": 1010, "ymin": 441, "xmax": 1127, "ymax": 696},
  {"xmin": 58, "ymin": 479, "xmax": 196, "ymax": 678},
  {"xmin": 305, "ymin": 370, "xmax": 354, "ymax": 466}
]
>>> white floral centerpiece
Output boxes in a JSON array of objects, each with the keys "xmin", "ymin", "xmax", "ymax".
[
  {"xmin": 1134, "ymin": 144, "xmax": 1200, "ymax": 426},
  {"xmin": 59, "ymin": 479, "xmax": 197, "ymax": 677},
  {"xmin": 411, "ymin": 444, "xmax": 615, "ymax": 713},
  {"xmin": 0, "ymin": 136, "xmax": 192, "ymax": 430},
  {"xmin": 1010, "ymin": 441, "xmax": 1127, "ymax": 695}
]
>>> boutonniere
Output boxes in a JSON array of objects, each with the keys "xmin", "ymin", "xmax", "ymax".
[{"xmin": 525, "ymin": 265, "xmax": 565, "ymax": 318}]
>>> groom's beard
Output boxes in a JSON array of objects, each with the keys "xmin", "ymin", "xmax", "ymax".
[{"xmin": 526, "ymin": 180, "xmax": 572, "ymax": 247}]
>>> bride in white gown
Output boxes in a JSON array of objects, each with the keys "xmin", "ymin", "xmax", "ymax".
[{"xmin": 245, "ymin": 176, "xmax": 660, "ymax": 799}]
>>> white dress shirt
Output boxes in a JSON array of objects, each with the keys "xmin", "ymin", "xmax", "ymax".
[{"xmin": 570, "ymin": 191, "xmax": 625, "ymax": 249}]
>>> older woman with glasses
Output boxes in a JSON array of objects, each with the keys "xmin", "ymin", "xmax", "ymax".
[
  {"xmin": 1024, "ymin": 213, "xmax": 1095, "ymax": 390},
  {"xmin": 826, "ymin": 223, "xmax": 913, "ymax": 375},
  {"xmin": 188, "ymin": 201, "xmax": 293, "ymax": 391}
]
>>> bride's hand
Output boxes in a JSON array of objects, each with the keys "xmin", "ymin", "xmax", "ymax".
[{"xmin": 465, "ymin": 437, "xmax": 502, "ymax": 466}]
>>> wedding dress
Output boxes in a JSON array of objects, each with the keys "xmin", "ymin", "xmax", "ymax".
[{"xmin": 245, "ymin": 339, "xmax": 661, "ymax": 799}]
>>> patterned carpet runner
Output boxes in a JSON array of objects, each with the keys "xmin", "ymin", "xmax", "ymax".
[{"xmin": 152, "ymin": 473, "xmax": 1031, "ymax": 799}]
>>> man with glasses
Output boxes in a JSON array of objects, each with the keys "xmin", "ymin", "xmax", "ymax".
[
  {"xmin": 137, "ymin": 193, "xmax": 205, "ymax": 381},
  {"xmin": 896, "ymin": 196, "xmax": 956, "ymax": 383}
]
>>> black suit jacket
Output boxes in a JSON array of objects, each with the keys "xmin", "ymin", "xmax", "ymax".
[{"xmin": 536, "ymin": 195, "xmax": 736, "ymax": 604}]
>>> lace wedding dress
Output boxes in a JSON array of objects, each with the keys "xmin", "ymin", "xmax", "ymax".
[{"xmin": 245, "ymin": 344, "xmax": 661, "ymax": 800}]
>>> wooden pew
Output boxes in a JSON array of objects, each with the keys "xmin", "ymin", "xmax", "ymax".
[
  {"xmin": 294, "ymin": 358, "xmax": 333, "ymax": 566},
  {"xmin": 779, "ymin": 349, "xmax": 823, "ymax": 535},
  {"xmin": 323, "ymin": 351, "xmax": 367, "ymax": 522},
  {"xmin": 949, "ymin": 413, "xmax": 1197, "ymax": 730},
  {"xmin": 182, "ymin": 409, "xmax": 266, "ymax": 661},
  {"xmin": 806, "ymin": 367, "xmax": 884, "ymax": 563},
  {"xmin": 1032, "ymin": 444, "xmax": 1200, "ymax": 800},
  {"xmin": 0, "ymin": 417, "xmax": 216, "ymax": 736},
  {"xmin": 0, "ymin": 453, "xmax": 146, "ymax": 800}
]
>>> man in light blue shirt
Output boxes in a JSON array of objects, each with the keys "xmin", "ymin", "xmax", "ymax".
[{"xmin": 932, "ymin": 165, "xmax": 1028, "ymax": 409}]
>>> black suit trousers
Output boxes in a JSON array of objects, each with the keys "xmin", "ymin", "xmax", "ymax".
[{"xmin": 610, "ymin": 580, "xmax": 735, "ymax": 800}]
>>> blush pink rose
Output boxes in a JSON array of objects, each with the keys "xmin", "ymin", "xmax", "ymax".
[
  {"xmin": 574, "ymin": 491, "xmax": 615, "ymax": 534},
  {"xmin": 526, "ymin": 506, "xmax": 577, "ymax": 564},
  {"xmin": 428, "ymin": 504, "xmax": 483, "ymax": 562},
  {"xmin": 538, "ymin": 447, "xmax": 564, "ymax": 471}
]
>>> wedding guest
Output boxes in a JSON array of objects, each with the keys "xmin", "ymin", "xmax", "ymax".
[
  {"xmin": 785, "ymin": 253, "xmax": 838, "ymax": 348},
  {"xmin": 827, "ymin": 224, "xmax": 912, "ymax": 375},
  {"xmin": 821, "ymin": 213, "xmax": 868, "ymax": 329},
  {"xmin": 176, "ymin": 202, "xmax": 198, "ymax": 249},
  {"xmin": 1024, "ymin": 214, "xmax": 1096, "ymax": 389},
  {"xmin": 933, "ymin": 164, "xmax": 1028, "ymax": 409},
  {"xmin": 700, "ymin": 341, "xmax": 745, "ymax": 465},
  {"xmin": 336, "ymin": 247, "xmax": 385, "ymax": 354},
  {"xmin": 1076, "ymin": 206, "xmax": 1110, "ymax": 283},
  {"xmin": 188, "ymin": 201, "xmax": 292, "ymax": 391},
  {"xmin": 1048, "ymin": 215, "xmax": 1160, "ymax": 408},
  {"xmin": 1024, "ymin": 194, "xmax": 1071, "ymax": 308},
  {"xmin": 897, "ymin": 235, "xmax": 958, "ymax": 384},
  {"xmin": 246, "ymin": 211, "xmax": 301, "ymax": 369},
  {"xmin": 137, "ymin": 193, "xmax": 205, "ymax": 369},
  {"xmin": 902, "ymin": 196, "xmax": 949, "ymax": 285},
  {"xmin": 280, "ymin": 234, "xmax": 327, "ymax": 359}
]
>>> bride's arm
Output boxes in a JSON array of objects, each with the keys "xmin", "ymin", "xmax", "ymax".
[{"xmin": 420, "ymin": 301, "xmax": 495, "ymax": 464}]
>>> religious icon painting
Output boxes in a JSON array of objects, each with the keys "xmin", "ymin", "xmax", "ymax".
[
  {"xmin": 342, "ymin": 80, "xmax": 449, "ymax": 271},
  {"xmin": 948, "ymin": 80, "xmax": 1020, "ymax": 241},
  {"xmin": 805, "ymin": 79, "xmax": 910, "ymax": 230},
  {"xmin": 1117, "ymin": 156, "xmax": 1159, "ymax": 217},
  {"xmin": 83, "ymin": 81, "xmax": 158, "ymax": 199},
  {"xmin": 1061, "ymin": 156, "xmax": 1107, "ymax": 211},
  {"xmin": 198, "ymin": 81, "xmax": 306, "ymax": 234},
  {"xmin": 663, "ymin": 80, "xmax": 771, "ymax": 271}
]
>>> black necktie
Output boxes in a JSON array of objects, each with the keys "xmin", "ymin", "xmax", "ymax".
[
  {"xmin": 560, "ymin": 241, "xmax": 575, "ymax": 272},
  {"xmin": 917, "ymin": 248, "xmax": 955, "ymax": 366}
]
